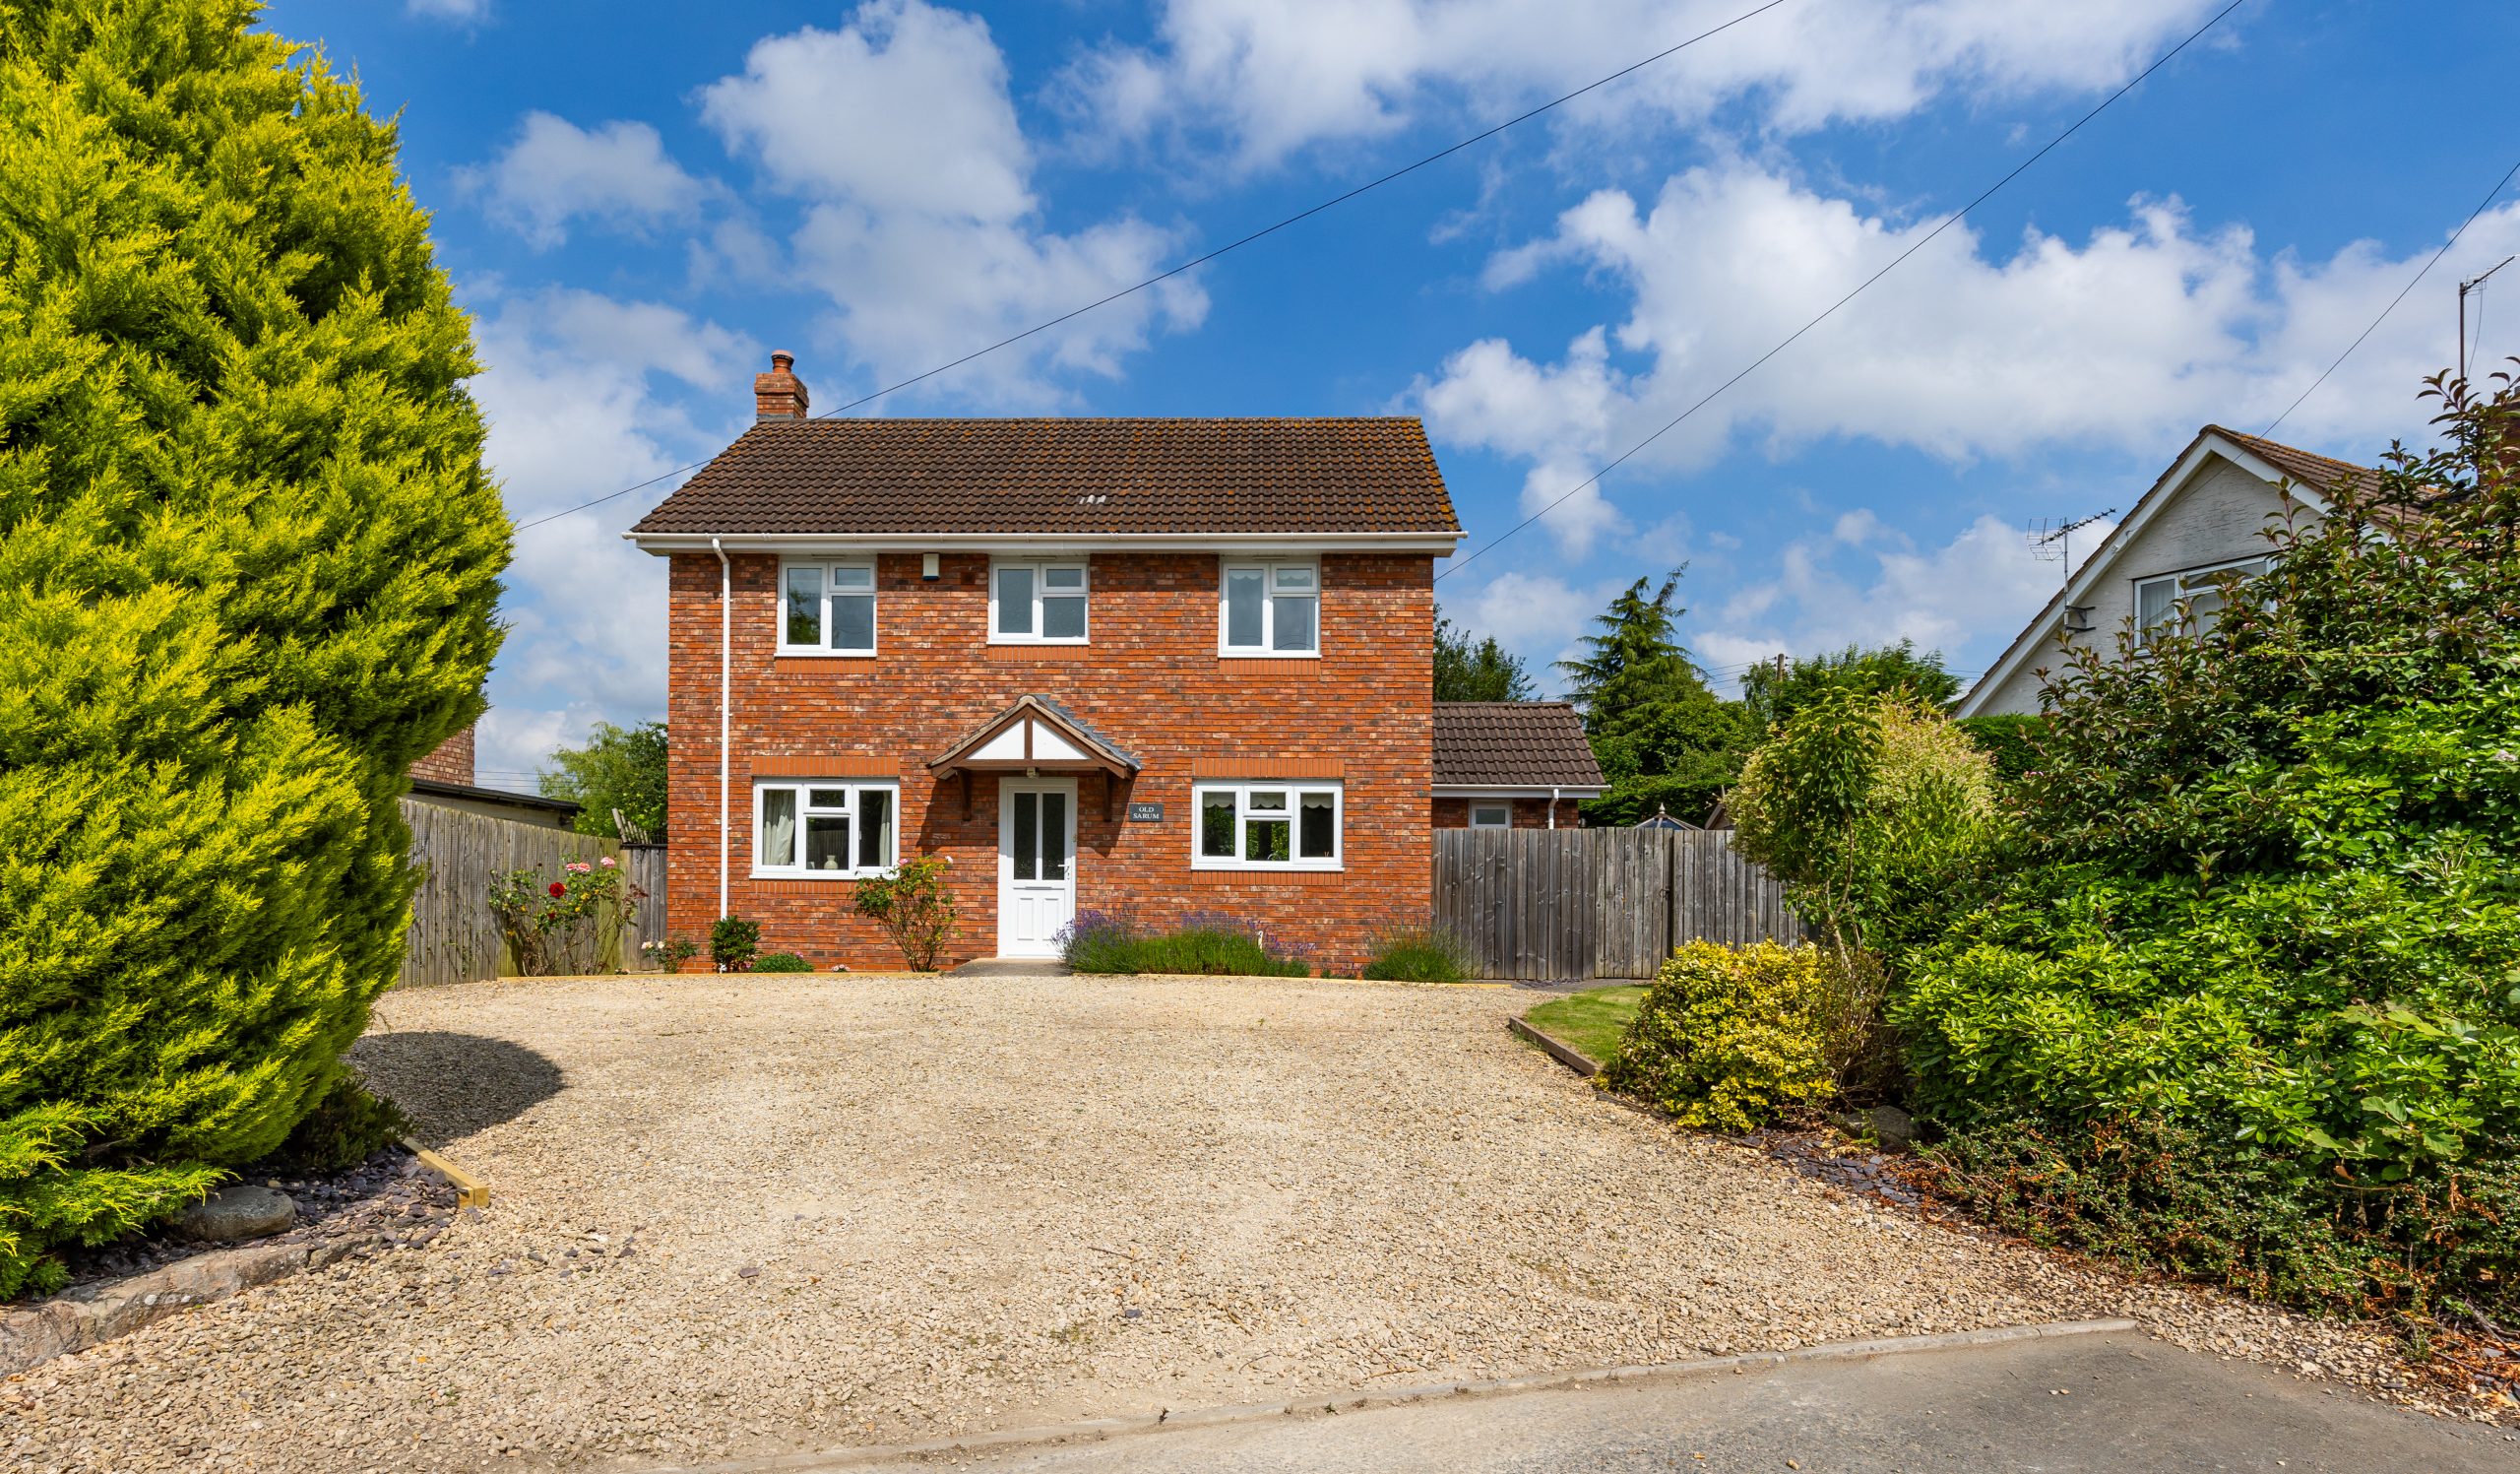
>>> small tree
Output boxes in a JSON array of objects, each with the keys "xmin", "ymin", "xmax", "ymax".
[
  {"xmin": 1557, "ymin": 569, "xmax": 1710, "ymax": 736},
  {"xmin": 0, "ymin": 3, "xmax": 506, "ymax": 1295},
  {"xmin": 853, "ymin": 857, "xmax": 959, "ymax": 971},
  {"xmin": 539, "ymin": 720, "xmax": 667, "ymax": 842},
  {"xmin": 1739, "ymin": 640, "xmax": 1962, "ymax": 733},
  {"xmin": 1433, "ymin": 614, "xmax": 1536, "ymax": 701}
]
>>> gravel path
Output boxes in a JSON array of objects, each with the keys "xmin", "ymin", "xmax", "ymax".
[{"xmin": 0, "ymin": 975, "xmax": 2444, "ymax": 1471}]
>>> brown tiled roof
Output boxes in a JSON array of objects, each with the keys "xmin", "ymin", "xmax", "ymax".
[
  {"xmin": 2207, "ymin": 426, "xmax": 2385, "ymax": 498},
  {"xmin": 630, "ymin": 417, "xmax": 1461, "ymax": 537},
  {"xmin": 1433, "ymin": 702, "xmax": 1606, "ymax": 789}
]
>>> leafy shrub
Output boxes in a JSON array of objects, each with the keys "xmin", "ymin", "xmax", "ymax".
[
  {"xmin": 0, "ymin": 5, "xmax": 506, "ymax": 1298},
  {"xmin": 1359, "ymin": 925, "xmax": 1476, "ymax": 983},
  {"xmin": 711, "ymin": 916, "xmax": 761, "ymax": 973},
  {"xmin": 261, "ymin": 1078, "xmax": 415, "ymax": 1175},
  {"xmin": 489, "ymin": 857, "xmax": 634, "ymax": 975},
  {"xmin": 1729, "ymin": 694, "xmax": 2006, "ymax": 957},
  {"xmin": 1601, "ymin": 942, "xmax": 1837, "ymax": 1131},
  {"xmin": 1057, "ymin": 910, "xmax": 1309, "ymax": 976},
  {"xmin": 751, "ymin": 953, "xmax": 812, "ymax": 973},
  {"xmin": 851, "ymin": 855, "xmax": 959, "ymax": 970},
  {"xmin": 1892, "ymin": 374, "xmax": 2520, "ymax": 1317},
  {"xmin": 641, "ymin": 935, "xmax": 699, "ymax": 972},
  {"xmin": 1953, "ymin": 714, "xmax": 2048, "ymax": 781}
]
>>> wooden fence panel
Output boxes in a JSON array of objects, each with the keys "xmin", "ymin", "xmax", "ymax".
[
  {"xmin": 1434, "ymin": 826, "xmax": 1801, "ymax": 982},
  {"xmin": 398, "ymin": 800, "xmax": 627, "ymax": 988}
]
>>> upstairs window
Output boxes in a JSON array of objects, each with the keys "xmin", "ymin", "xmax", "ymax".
[
  {"xmin": 2135, "ymin": 556, "xmax": 2269, "ymax": 643},
  {"xmin": 992, "ymin": 560, "xmax": 1089, "ymax": 643},
  {"xmin": 754, "ymin": 781, "xmax": 897, "ymax": 877},
  {"xmin": 1221, "ymin": 562, "xmax": 1318, "ymax": 655},
  {"xmin": 782, "ymin": 558, "xmax": 876, "ymax": 655},
  {"xmin": 1194, "ymin": 781, "xmax": 1340, "ymax": 869}
]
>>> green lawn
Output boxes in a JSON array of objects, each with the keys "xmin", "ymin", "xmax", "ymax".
[{"xmin": 1520, "ymin": 985, "xmax": 1646, "ymax": 1067}]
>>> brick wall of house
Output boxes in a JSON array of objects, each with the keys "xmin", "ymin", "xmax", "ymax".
[
  {"xmin": 662, "ymin": 550, "xmax": 1434, "ymax": 974},
  {"xmin": 410, "ymin": 725, "xmax": 475, "ymax": 787},
  {"xmin": 1429, "ymin": 796, "xmax": 1584, "ymax": 829}
]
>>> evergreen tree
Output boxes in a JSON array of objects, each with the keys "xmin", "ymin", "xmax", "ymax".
[
  {"xmin": 541, "ymin": 721, "xmax": 669, "ymax": 842},
  {"xmin": 0, "ymin": 1, "xmax": 507, "ymax": 1294},
  {"xmin": 1739, "ymin": 640, "xmax": 1962, "ymax": 734},
  {"xmin": 1432, "ymin": 614, "xmax": 1535, "ymax": 702},
  {"xmin": 1558, "ymin": 570, "xmax": 1710, "ymax": 737}
]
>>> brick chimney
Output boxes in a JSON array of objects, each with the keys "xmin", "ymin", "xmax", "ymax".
[{"xmin": 754, "ymin": 351, "xmax": 810, "ymax": 421}]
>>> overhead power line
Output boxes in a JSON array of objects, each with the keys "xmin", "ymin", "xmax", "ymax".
[
  {"xmin": 511, "ymin": 0, "xmax": 1792, "ymax": 537},
  {"xmin": 2259, "ymin": 158, "xmax": 2520, "ymax": 438},
  {"xmin": 1437, "ymin": 0, "xmax": 2249, "ymax": 585}
]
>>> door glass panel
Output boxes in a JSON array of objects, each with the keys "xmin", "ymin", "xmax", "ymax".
[
  {"xmin": 1245, "ymin": 817, "xmax": 1292, "ymax": 863},
  {"xmin": 1271, "ymin": 593, "xmax": 1317, "ymax": 653},
  {"xmin": 830, "ymin": 594, "xmax": 875, "ymax": 651},
  {"xmin": 1200, "ymin": 791, "xmax": 1236, "ymax": 857},
  {"xmin": 803, "ymin": 815, "xmax": 851, "ymax": 871},
  {"xmin": 857, "ymin": 790, "xmax": 893, "ymax": 869},
  {"xmin": 1225, "ymin": 569, "xmax": 1265, "ymax": 646},
  {"xmin": 1041, "ymin": 594, "xmax": 1086, "ymax": 639},
  {"xmin": 1298, "ymin": 792, "xmax": 1336, "ymax": 857},
  {"xmin": 784, "ymin": 566, "xmax": 823, "ymax": 646},
  {"xmin": 995, "ymin": 566, "xmax": 1034, "ymax": 635},
  {"xmin": 1040, "ymin": 792, "xmax": 1069, "ymax": 881},
  {"xmin": 759, "ymin": 789, "xmax": 797, "ymax": 867},
  {"xmin": 1012, "ymin": 792, "xmax": 1038, "ymax": 880}
]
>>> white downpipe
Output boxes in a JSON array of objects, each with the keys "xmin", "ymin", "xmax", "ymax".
[
  {"xmin": 712, "ymin": 537, "xmax": 731, "ymax": 920},
  {"xmin": 1548, "ymin": 787, "xmax": 1560, "ymax": 829}
]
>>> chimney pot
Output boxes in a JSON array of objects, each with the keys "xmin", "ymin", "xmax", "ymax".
[{"xmin": 754, "ymin": 352, "xmax": 809, "ymax": 421}]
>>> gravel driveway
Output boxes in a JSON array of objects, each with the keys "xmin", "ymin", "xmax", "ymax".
[{"xmin": 2, "ymin": 975, "xmax": 2428, "ymax": 1472}]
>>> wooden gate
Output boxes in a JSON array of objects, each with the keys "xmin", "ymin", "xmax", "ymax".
[{"xmin": 1433, "ymin": 827, "xmax": 1805, "ymax": 982}]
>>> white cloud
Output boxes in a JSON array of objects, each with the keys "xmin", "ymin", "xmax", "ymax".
[
  {"xmin": 468, "ymin": 289, "xmax": 759, "ymax": 778},
  {"xmin": 1437, "ymin": 569, "xmax": 1621, "ymax": 696},
  {"xmin": 697, "ymin": 0, "xmax": 1206, "ymax": 406},
  {"xmin": 1417, "ymin": 160, "xmax": 2520, "ymax": 554},
  {"xmin": 1059, "ymin": 0, "xmax": 2231, "ymax": 170},
  {"xmin": 460, "ymin": 113, "xmax": 713, "ymax": 250},
  {"xmin": 407, "ymin": 0, "xmax": 490, "ymax": 25}
]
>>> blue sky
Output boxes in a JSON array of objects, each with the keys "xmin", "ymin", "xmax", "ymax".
[{"xmin": 264, "ymin": 0, "xmax": 2520, "ymax": 786}]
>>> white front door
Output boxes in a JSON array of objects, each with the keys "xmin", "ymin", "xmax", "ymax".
[{"xmin": 997, "ymin": 779, "xmax": 1077, "ymax": 958}]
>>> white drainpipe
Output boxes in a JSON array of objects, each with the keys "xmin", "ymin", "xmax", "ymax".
[
  {"xmin": 712, "ymin": 537, "xmax": 731, "ymax": 919},
  {"xmin": 1548, "ymin": 787, "xmax": 1560, "ymax": 829}
]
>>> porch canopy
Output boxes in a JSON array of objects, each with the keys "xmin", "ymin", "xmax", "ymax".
[{"xmin": 927, "ymin": 695, "xmax": 1140, "ymax": 818}]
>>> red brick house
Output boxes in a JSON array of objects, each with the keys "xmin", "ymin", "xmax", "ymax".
[
  {"xmin": 627, "ymin": 354, "xmax": 1463, "ymax": 971},
  {"xmin": 1431, "ymin": 702, "xmax": 1605, "ymax": 829}
]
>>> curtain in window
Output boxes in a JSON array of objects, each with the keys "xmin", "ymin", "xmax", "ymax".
[{"xmin": 760, "ymin": 789, "xmax": 797, "ymax": 867}]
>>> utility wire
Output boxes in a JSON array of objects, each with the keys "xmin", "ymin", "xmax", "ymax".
[
  {"xmin": 511, "ymin": 0, "xmax": 1792, "ymax": 537},
  {"xmin": 1438, "ymin": 0, "xmax": 2249, "ymax": 585},
  {"xmin": 2261, "ymin": 158, "xmax": 2520, "ymax": 437}
]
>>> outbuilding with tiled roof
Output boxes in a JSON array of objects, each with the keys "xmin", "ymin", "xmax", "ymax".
[{"xmin": 1431, "ymin": 701, "xmax": 1606, "ymax": 830}]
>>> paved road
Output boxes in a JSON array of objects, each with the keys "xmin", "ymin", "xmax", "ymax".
[{"xmin": 851, "ymin": 1330, "xmax": 2518, "ymax": 1474}]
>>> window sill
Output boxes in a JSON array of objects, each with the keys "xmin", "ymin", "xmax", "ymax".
[
  {"xmin": 750, "ymin": 868, "xmax": 887, "ymax": 882},
  {"xmin": 773, "ymin": 648, "xmax": 879, "ymax": 659},
  {"xmin": 1217, "ymin": 648, "xmax": 1320, "ymax": 660},
  {"xmin": 1188, "ymin": 862, "xmax": 1345, "ymax": 874}
]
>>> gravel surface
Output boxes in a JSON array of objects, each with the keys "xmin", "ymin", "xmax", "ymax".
[{"xmin": 0, "ymin": 974, "xmax": 2480, "ymax": 1471}]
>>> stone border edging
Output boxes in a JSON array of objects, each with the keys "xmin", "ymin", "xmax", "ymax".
[
  {"xmin": 1507, "ymin": 1015, "xmax": 1603, "ymax": 1076},
  {"xmin": 638, "ymin": 1317, "xmax": 2141, "ymax": 1474},
  {"xmin": 0, "ymin": 1229, "xmax": 390, "ymax": 1377}
]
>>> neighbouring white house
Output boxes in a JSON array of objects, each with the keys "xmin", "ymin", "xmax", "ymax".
[{"xmin": 1956, "ymin": 425, "xmax": 2382, "ymax": 719}]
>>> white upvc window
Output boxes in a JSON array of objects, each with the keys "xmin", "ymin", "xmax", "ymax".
[
  {"xmin": 780, "ymin": 557, "xmax": 877, "ymax": 655},
  {"xmin": 1193, "ymin": 781, "xmax": 1341, "ymax": 869},
  {"xmin": 1220, "ymin": 561, "xmax": 1319, "ymax": 655},
  {"xmin": 753, "ymin": 781, "xmax": 899, "ymax": 877},
  {"xmin": 2134, "ymin": 556, "xmax": 2269, "ymax": 642},
  {"xmin": 990, "ymin": 559, "xmax": 1090, "ymax": 643},
  {"xmin": 1468, "ymin": 800, "xmax": 1513, "ymax": 829}
]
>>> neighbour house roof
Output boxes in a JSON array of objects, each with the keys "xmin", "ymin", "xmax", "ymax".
[
  {"xmin": 1432, "ymin": 702, "xmax": 1607, "ymax": 791},
  {"xmin": 407, "ymin": 777, "xmax": 582, "ymax": 816},
  {"xmin": 1953, "ymin": 423, "xmax": 2384, "ymax": 719},
  {"xmin": 629, "ymin": 417, "xmax": 1463, "ymax": 541}
]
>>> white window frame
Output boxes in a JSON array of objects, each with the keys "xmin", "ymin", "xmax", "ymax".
[
  {"xmin": 2134, "ymin": 555, "xmax": 2269, "ymax": 643},
  {"xmin": 1190, "ymin": 780, "xmax": 1343, "ymax": 870},
  {"xmin": 1467, "ymin": 800, "xmax": 1514, "ymax": 829},
  {"xmin": 1218, "ymin": 559, "xmax": 1321, "ymax": 657},
  {"xmin": 778, "ymin": 556, "xmax": 878, "ymax": 657},
  {"xmin": 751, "ymin": 780, "xmax": 901, "ymax": 879},
  {"xmin": 987, "ymin": 558, "xmax": 1091, "ymax": 645}
]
